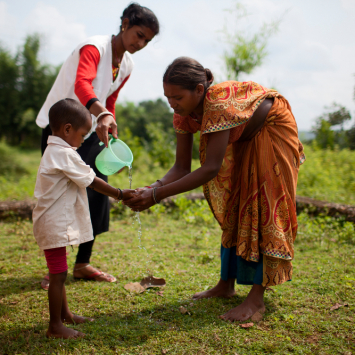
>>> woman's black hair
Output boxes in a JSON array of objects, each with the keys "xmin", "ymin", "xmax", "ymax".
[
  {"xmin": 163, "ymin": 57, "xmax": 214, "ymax": 92},
  {"xmin": 121, "ymin": 3, "xmax": 160, "ymax": 35}
]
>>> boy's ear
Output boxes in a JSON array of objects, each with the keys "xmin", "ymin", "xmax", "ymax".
[{"xmin": 63, "ymin": 123, "xmax": 72, "ymax": 136}]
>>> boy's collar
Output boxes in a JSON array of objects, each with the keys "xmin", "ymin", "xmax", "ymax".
[{"xmin": 47, "ymin": 135, "xmax": 78, "ymax": 150}]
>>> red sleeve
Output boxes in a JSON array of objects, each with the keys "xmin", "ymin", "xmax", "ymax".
[
  {"xmin": 74, "ymin": 45, "xmax": 100, "ymax": 106},
  {"xmin": 105, "ymin": 74, "xmax": 131, "ymax": 119}
]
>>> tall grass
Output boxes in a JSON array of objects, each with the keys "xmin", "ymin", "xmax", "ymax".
[{"xmin": 1, "ymin": 142, "xmax": 355, "ymax": 206}]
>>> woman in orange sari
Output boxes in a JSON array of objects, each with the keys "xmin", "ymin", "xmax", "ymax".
[{"xmin": 125, "ymin": 57, "xmax": 305, "ymax": 321}]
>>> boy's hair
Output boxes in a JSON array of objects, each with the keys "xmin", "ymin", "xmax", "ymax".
[{"xmin": 49, "ymin": 98, "xmax": 91, "ymax": 132}]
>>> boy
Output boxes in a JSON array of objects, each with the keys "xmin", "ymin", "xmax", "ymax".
[{"xmin": 33, "ymin": 98, "xmax": 132, "ymax": 338}]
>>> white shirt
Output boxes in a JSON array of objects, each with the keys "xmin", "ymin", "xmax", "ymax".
[
  {"xmin": 36, "ymin": 35, "xmax": 134, "ymax": 138},
  {"xmin": 33, "ymin": 136, "xmax": 96, "ymax": 250}
]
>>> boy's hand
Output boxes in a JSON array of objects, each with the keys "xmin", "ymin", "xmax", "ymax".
[{"xmin": 121, "ymin": 189, "xmax": 137, "ymax": 201}]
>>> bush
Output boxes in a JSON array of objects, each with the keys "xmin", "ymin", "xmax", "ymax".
[
  {"xmin": 298, "ymin": 144, "xmax": 355, "ymax": 204},
  {"xmin": 0, "ymin": 141, "xmax": 28, "ymax": 176}
]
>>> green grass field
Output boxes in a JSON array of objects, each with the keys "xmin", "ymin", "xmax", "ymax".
[
  {"xmin": 0, "ymin": 142, "xmax": 355, "ymax": 354},
  {"xmin": 0, "ymin": 211, "xmax": 354, "ymax": 354},
  {"xmin": 2, "ymin": 143, "xmax": 355, "ymax": 205}
]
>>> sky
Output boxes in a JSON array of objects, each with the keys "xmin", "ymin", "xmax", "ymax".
[{"xmin": 0, "ymin": 0, "xmax": 354, "ymax": 130}]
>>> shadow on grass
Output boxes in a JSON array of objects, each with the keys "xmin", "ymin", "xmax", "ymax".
[
  {"xmin": 0, "ymin": 276, "xmax": 44, "ymax": 298},
  {"xmin": 0, "ymin": 292, "xmax": 276, "ymax": 353},
  {"xmin": 0, "ymin": 274, "xmax": 84, "ymax": 299}
]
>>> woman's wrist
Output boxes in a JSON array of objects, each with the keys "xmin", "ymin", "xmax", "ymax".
[
  {"xmin": 155, "ymin": 186, "xmax": 167, "ymax": 202},
  {"xmin": 96, "ymin": 111, "xmax": 113, "ymax": 124},
  {"xmin": 152, "ymin": 187, "xmax": 160, "ymax": 204}
]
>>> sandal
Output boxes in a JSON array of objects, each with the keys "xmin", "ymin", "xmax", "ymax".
[
  {"xmin": 41, "ymin": 274, "xmax": 50, "ymax": 291},
  {"xmin": 73, "ymin": 264, "xmax": 116, "ymax": 283}
]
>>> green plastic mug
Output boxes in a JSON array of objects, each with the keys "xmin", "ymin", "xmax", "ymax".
[{"xmin": 95, "ymin": 136, "xmax": 133, "ymax": 176}]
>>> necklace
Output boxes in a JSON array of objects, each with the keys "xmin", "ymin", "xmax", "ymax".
[{"xmin": 111, "ymin": 35, "xmax": 122, "ymax": 79}]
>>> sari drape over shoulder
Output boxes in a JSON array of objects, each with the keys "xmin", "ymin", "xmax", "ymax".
[{"xmin": 173, "ymin": 81, "xmax": 305, "ymax": 287}]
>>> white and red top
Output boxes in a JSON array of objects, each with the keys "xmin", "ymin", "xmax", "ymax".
[{"xmin": 36, "ymin": 35, "xmax": 134, "ymax": 138}]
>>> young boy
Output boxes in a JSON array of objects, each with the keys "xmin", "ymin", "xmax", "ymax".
[{"xmin": 33, "ymin": 98, "xmax": 132, "ymax": 339}]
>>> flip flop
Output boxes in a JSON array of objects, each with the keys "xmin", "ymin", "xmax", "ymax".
[
  {"xmin": 73, "ymin": 265, "xmax": 116, "ymax": 283},
  {"xmin": 41, "ymin": 274, "xmax": 50, "ymax": 291}
]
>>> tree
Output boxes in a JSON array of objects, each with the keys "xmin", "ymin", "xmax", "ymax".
[
  {"xmin": 0, "ymin": 45, "xmax": 20, "ymax": 143},
  {"xmin": 115, "ymin": 98, "xmax": 173, "ymax": 142},
  {"xmin": 17, "ymin": 34, "xmax": 59, "ymax": 146},
  {"xmin": 313, "ymin": 103, "xmax": 351, "ymax": 149},
  {"xmin": 222, "ymin": 2, "xmax": 280, "ymax": 81},
  {"xmin": 0, "ymin": 34, "xmax": 58, "ymax": 146}
]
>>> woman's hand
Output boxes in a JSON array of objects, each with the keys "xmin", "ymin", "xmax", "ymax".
[
  {"xmin": 96, "ymin": 114, "xmax": 118, "ymax": 147},
  {"xmin": 123, "ymin": 188, "xmax": 155, "ymax": 212}
]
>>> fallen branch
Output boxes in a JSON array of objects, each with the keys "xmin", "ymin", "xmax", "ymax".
[{"xmin": 1, "ymin": 194, "xmax": 355, "ymax": 222}]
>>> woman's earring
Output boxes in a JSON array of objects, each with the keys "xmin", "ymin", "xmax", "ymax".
[{"xmin": 122, "ymin": 28, "xmax": 125, "ymax": 32}]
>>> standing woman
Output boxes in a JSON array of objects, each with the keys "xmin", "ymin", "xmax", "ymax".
[
  {"xmin": 125, "ymin": 57, "xmax": 305, "ymax": 321},
  {"xmin": 37, "ymin": 3, "xmax": 159, "ymax": 289}
]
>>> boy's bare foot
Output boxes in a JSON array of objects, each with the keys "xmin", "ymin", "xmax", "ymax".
[
  {"xmin": 62, "ymin": 313, "xmax": 94, "ymax": 324},
  {"xmin": 219, "ymin": 284, "xmax": 266, "ymax": 322},
  {"xmin": 192, "ymin": 278, "xmax": 236, "ymax": 300},
  {"xmin": 46, "ymin": 324, "xmax": 85, "ymax": 339}
]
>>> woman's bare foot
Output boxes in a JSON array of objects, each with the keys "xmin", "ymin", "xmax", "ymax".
[
  {"xmin": 220, "ymin": 284, "xmax": 266, "ymax": 322},
  {"xmin": 62, "ymin": 313, "xmax": 94, "ymax": 324},
  {"xmin": 73, "ymin": 263, "xmax": 116, "ymax": 282},
  {"xmin": 192, "ymin": 278, "xmax": 236, "ymax": 300},
  {"xmin": 46, "ymin": 323, "xmax": 85, "ymax": 339}
]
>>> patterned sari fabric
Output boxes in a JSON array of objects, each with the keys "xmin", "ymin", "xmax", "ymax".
[{"xmin": 173, "ymin": 81, "xmax": 305, "ymax": 287}]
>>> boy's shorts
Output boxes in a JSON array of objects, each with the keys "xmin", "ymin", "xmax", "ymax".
[{"xmin": 44, "ymin": 247, "xmax": 68, "ymax": 274}]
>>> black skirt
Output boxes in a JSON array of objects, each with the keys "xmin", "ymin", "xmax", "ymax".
[{"xmin": 41, "ymin": 126, "xmax": 109, "ymax": 236}]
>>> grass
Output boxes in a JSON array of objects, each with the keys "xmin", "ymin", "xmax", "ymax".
[
  {"xmin": 0, "ymin": 142, "xmax": 355, "ymax": 353},
  {"xmin": 0, "ymin": 211, "xmax": 354, "ymax": 354},
  {"xmin": 3, "ymin": 142, "xmax": 355, "ymax": 206}
]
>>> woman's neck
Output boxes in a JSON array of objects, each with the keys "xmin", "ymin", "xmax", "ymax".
[
  {"xmin": 192, "ymin": 95, "xmax": 205, "ymax": 118},
  {"xmin": 112, "ymin": 34, "xmax": 125, "ymax": 64}
]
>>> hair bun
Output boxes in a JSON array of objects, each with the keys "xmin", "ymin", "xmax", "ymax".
[{"xmin": 205, "ymin": 68, "xmax": 214, "ymax": 84}]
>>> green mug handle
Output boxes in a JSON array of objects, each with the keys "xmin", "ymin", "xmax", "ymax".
[{"xmin": 99, "ymin": 134, "xmax": 114, "ymax": 146}]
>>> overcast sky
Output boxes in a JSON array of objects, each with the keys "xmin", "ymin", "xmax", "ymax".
[{"xmin": 0, "ymin": 0, "xmax": 354, "ymax": 130}]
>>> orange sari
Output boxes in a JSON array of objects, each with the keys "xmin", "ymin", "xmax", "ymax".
[{"xmin": 173, "ymin": 81, "xmax": 305, "ymax": 287}]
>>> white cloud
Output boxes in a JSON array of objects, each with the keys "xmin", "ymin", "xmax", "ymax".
[
  {"xmin": 1, "ymin": 0, "xmax": 354, "ymax": 129},
  {"xmin": 25, "ymin": 2, "xmax": 87, "ymax": 64},
  {"xmin": 0, "ymin": 2, "xmax": 19, "ymax": 50}
]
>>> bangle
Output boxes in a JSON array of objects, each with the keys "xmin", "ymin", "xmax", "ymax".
[
  {"xmin": 117, "ymin": 188, "xmax": 123, "ymax": 200},
  {"xmin": 156, "ymin": 179, "xmax": 164, "ymax": 187},
  {"xmin": 96, "ymin": 111, "xmax": 113, "ymax": 124},
  {"xmin": 152, "ymin": 187, "xmax": 160, "ymax": 204}
]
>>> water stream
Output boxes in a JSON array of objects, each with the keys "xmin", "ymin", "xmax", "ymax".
[{"xmin": 128, "ymin": 166, "xmax": 152, "ymax": 277}]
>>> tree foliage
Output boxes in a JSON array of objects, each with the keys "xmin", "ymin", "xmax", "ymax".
[
  {"xmin": 222, "ymin": 2, "xmax": 280, "ymax": 80},
  {"xmin": 0, "ymin": 34, "xmax": 59, "ymax": 147},
  {"xmin": 313, "ymin": 103, "xmax": 352, "ymax": 150}
]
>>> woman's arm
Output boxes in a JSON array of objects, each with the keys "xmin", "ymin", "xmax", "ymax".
[
  {"xmin": 124, "ymin": 129, "xmax": 230, "ymax": 210},
  {"xmin": 74, "ymin": 45, "xmax": 118, "ymax": 147}
]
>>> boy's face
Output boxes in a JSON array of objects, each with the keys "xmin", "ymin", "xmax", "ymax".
[{"xmin": 64, "ymin": 117, "xmax": 92, "ymax": 148}]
